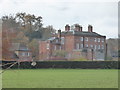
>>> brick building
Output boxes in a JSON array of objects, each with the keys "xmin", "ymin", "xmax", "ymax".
[
  {"xmin": 39, "ymin": 24, "xmax": 106, "ymax": 61},
  {"xmin": 10, "ymin": 43, "xmax": 33, "ymax": 62}
]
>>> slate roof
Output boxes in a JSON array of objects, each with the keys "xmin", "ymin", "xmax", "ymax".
[
  {"xmin": 10, "ymin": 43, "xmax": 30, "ymax": 51},
  {"xmin": 61, "ymin": 30, "xmax": 106, "ymax": 37},
  {"xmin": 48, "ymin": 37, "xmax": 56, "ymax": 41},
  {"xmin": 11, "ymin": 53, "xmax": 19, "ymax": 59}
]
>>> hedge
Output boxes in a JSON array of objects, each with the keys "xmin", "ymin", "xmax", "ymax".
[{"xmin": 2, "ymin": 61, "xmax": 120, "ymax": 69}]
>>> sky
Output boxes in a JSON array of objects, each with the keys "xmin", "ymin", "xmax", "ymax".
[{"xmin": 0, "ymin": 0, "xmax": 118, "ymax": 39}]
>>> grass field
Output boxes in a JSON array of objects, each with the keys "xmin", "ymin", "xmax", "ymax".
[{"xmin": 2, "ymin": 69, "xmax": 118, "ymax": 88}]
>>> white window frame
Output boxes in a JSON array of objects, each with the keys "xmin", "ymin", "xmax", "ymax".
[
  {"xmin": 90, "ymin": 45, "xmax": 93, "ymax": 48},
  {"xmin": 54, "ymin": 45, "xmax": 56, "ymax": 50},
  {"xmin": 98, "ymin": 38, "xmax": 100, "ymax": 42},
  {"xmin": 76, "ymin": 43, "xmax": 80, "ymax": 49},
  {"xmin": 86, "ymin": 44, "xmax": 88, "ymax": 48},
  {"xmin": 94, "ymin": 45, "xmax": 97, "ymax": 49},
  {"xmin": 59, "ymin": 46, "xmax": 62, "ymax": 50},
  {"xmin": 101, "ymin": 45, "xmax": 104, "ymax": 49},
  {"xmin": 101, "ymin": 38, "xmax": 104, "ymax": 42},
  {"xmin": 46, "ymin": 43, "xmax": 50, "ymax": 49},
  {"xmin": 80, "ymin": 37, "xmax": 83, "ymax": 41},
  {"xmin": 98, "ymin": 45, "xmax": 100, "ymax": 49},
  {"xmin": 61, "ymin": 37, "xmax": 65, "ymax": 44},
  {"xmin": 56, "ymin": 39, "xmax": 59, "ymax": 43},
  {"xmin": 85, "ymin": 37, "xmax": 88, "ymax": 41},
  {"xmin": 22, "ymin": 52, "xmax": 25, "ymax": 56},
  {"xmin": 80, "ymin": 44, "xmax": 83, "ymax": 48},
  {"xmin": 27, "ymin": 52, "xmax": 30, "ymax": 56},
  {"xmin": 94, "ymin": 38, "xmax": 97, "ymax": 42}
]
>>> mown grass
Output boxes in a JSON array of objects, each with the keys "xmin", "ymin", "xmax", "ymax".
[{"xmin": 2, "ymin": 69, "xmax": 118, "ymax": 88}]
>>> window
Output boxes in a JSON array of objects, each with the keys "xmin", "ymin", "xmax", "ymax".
[
  {"xmin": 85, "ymin": 37, "xmax": 88, "ymax": 41},
  {"xmin": 80, "ymin": 37, "xmax": 83, "ymax": 41},
  {"xmin": 54, "ymin": 45, "xmax": 56, "ymax": 50},
  {"xmin": 94, "ymin": 45, "xmax": 97, "ymax": 49},
  {"xmin": 27, "ymin": 52, "xmax": 30, "ymax": 56},
  {"xmin": 61, "ymin": 37, "xmax": 65, "ymax": 44},
  {"xmin": 56, "ymin": 39, "xmax": 58, "ymax": 43},
  {"xmin": 98, "ymin": 38, "xmax": 100, "ymax": 42},
  {"xmin": 80, "ymin": 44, "xmax": 83, "ymax": 48},
  {"xmin": 98, "ymin": 45, "xmax": 100, "ymax": 49},
  {"xmin": 101, "ymin": 38, "xmax": 104, "ymax": 42},
  {"xmin": 24, "ymin": 52, "xmax": 30, "ymax": 56},
  {"xmin": 22, "ymin": 52, "xmax": 25, "ymax": 56},
  {"xmin": 86, "ymin": 44, "xmax": 88, "ymax": 48},
  {"xmin": 94, "ymin": 38, "xmax": 97, "ymax": 42},
  {"xmin": 90, "ymin": 45, "xmax": 93, "ymax": 48},
  {"xmin": 76, "ymin": 43, "xmax": 80, "ymax": 49},
  {"xmin": 25, "ymin": 52, "xmax": 28, "ymax": 56},
  {"xmin": 101, "ymin": 45, "xmax": 104, "ymax": 49},
  {"xmin": 46, "ymin": 43, "xmax": 50, "ymax": 49},
  {"xmin": 59, "ymin": 46, "xmax": 62, "ymax": 50}
]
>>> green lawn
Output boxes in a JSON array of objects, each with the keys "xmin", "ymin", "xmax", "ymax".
[{"xmin": 2, "ymin": 69, "xmax": 118, "ymax": 88}]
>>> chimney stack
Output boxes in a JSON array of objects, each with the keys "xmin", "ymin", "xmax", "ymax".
[
  {"xmin": 65, "ymin": 24, "xmax": 70, "ymax": 31},
  {"xmin": 74, "ymin": 24, "xmax": 82, "ymax": 32},
  {"xmin": 88, "ymin": 25, "xmax": 93, "ymax": 32},
  {"xmin": 75, "ymin": 24, "xmax": 80, "ymax": 31},
  {"xmin": 80, "ymin": 26, "xmax": 82, "ymax": 32},
  {"xmin": 58, "ymin": 29, "xmax": 61, "ymax": 39}
]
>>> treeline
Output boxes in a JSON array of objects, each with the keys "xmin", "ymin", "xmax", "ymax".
[{"xmin": 2, "ymin": 12, "xmax": 56, "ymax": 60}]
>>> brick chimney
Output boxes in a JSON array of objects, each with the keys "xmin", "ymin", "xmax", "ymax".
[
  {"xmin": 74, "ymin": 24, "xmax": 79, "ymax": 31},
  {"xmin": 80, "ymin": 26, "xmax": 82, "ymax": 32},
  {"xmin": 74, "ymin": 24, "xmax": 82, "ymax": 32},
  {"xmin": 58, "ymin": 29, "xmax": 61, "ymax": 39},
  {"xmin": 88, "ymin": 25, "xmax": 93, "ymax": 32},
  {"xmin": 65, "ymin": 24, "xmax": 70, "ymax": 31}
]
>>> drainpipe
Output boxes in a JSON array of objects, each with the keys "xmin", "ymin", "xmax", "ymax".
[
  {"xmin": 91, "ymin": 49, "xmax": 94, "ymax": 61},
  {"xmin": 83, "ymin": 36, "xmax": 85, "ymax": 48},
  {"xmin": 105, "ymin": 43, "xmax": 107, "ymax": 60}
]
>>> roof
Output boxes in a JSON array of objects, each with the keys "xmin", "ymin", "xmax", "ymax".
[
  {"xmin": 11, "ymin": 53, "xmax": 19, "ymax": 59},
  {"xmin": 61, "ymin": 30, "xmax": 106, "ymax": 37},
  {"xmin": 10, "ymin": 43, "xmax": 30, "ymax": 51},
  {"xmin": 48, "ymin": 37, "xmax": 56, "ymax": 41}
]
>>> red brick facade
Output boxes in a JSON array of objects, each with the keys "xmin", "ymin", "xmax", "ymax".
[
  {"xmin": 39, "ymin": 24, "xmax": 106, "ymax": 61},
  {"xmin": 15, "ymin": 50, "xmax": 32, "ymax": 62},
  {"xmin": 10, "ymin": 43, "xmax": 33, "ymax": 62}
]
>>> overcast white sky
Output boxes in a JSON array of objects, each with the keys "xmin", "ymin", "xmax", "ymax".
[{"xmin": 0, "ymin": 0, "xmax": 118, "ymax": 38}]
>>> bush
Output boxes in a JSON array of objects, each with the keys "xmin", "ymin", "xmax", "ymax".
[{"xmin": 2, "ymin": 61, "xmax": 119, "ymax": 69}]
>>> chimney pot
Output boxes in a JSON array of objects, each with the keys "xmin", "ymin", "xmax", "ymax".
[
  {"xmin": 58, "ymin": 29, "xmax": 61, "ymax": 39},
  {"xmin": 88, "ymin": 25, "xmax": 93, "ymax": 32},
  {"xmin": 80, "ymin": 26, "xmax": 82, "ymax": 32},
  {"xmin": 65, "ymin": 24, "xmax": 70, "ymax": 31},
  {"xmin": 74, "ymin": 24, "xmax": 82, "ymax": 32}
]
